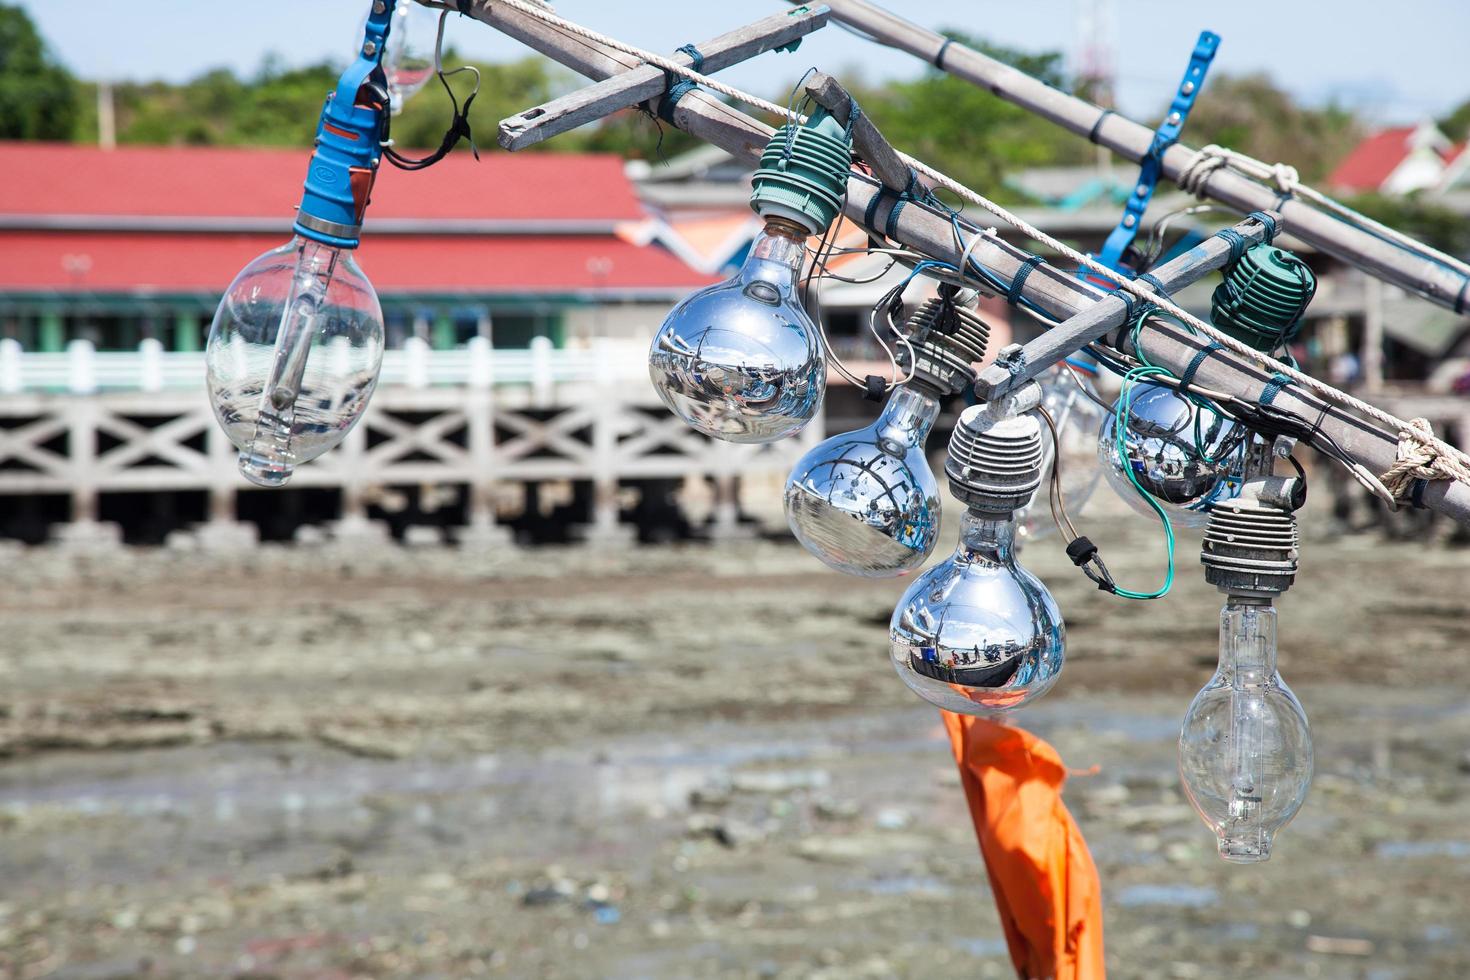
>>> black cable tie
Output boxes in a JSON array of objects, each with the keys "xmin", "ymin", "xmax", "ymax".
[
  {"xmin": 1088, "ymin": 108, "xmax": 1115, "ymax": 145},
  {"xmin": 934, "ymin": 37, "xmax": 956, "ymax": 69},
  {"xmin": 1007, "ymin": 255, "xmax": 1045, "ymax": 306},
  {"xmin": 862, "ymin": 374, "xmax": 887, "ymax": 402},
  {"xmin": 1455, "ymin": 275, "xmax": 1470, "ymax": 316},
  {"xmin": 1411, "ymin": 477, "xmax": 1430, "ymax": 510}
]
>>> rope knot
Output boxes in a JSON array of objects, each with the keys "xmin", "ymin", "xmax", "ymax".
[
  {"xmin": 1379, "ymin": 417, "xmax": 1470, "ymax": 504},
  {"xmin": 1271, "ymin": 162, "xmax": 1301, "ymax": 196}
]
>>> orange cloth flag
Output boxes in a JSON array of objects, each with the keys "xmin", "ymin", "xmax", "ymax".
[{"xmin": 942, "ymin": 710, "xmax": 1106, "ymax": 980}]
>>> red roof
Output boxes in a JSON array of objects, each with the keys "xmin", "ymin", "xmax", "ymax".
[
  {"xmin": 1327, "ymin": 126, "xmax": 1418, "ymax": 192},
  {"xmin": 0, "ymin": 143, "xmax": 714, "ymax": 294}
]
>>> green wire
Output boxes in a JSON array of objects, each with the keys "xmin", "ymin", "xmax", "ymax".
[{"xmin": 1110, "ymin": 363, "xmax": 1177, "ymax": 601}]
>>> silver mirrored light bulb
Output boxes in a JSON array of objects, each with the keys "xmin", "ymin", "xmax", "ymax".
[
  {"xmin": 890, "ymin": 404, "xmax": 1064, "ymax": 714},
  {"xmin": 648, "ymin": 221, "xmax": 824, "ymax": 444},
  {"xmin": 1018, "ymin": 361, "xmax": 1107, "ymax": 544},
  {"xmin": 1179, "ymin": 600, "xmax": 1312, "ymax": 863},
  {"xmin": 1098, "ymin": 381, "xmax": 1244, "ymax": 528},
  {"xmin": 784, "ymin": 385, "xmax": 941, "ymax": 577},
  {"xmin": 206, "ymin": 235, "xmax": 385, "ymax": 487}
]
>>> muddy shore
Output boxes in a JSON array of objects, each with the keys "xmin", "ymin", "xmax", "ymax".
[{"xmin": 1, "ymin": 504, "xmax": 1468, "ymax": 979}]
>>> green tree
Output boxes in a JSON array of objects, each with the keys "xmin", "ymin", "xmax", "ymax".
[
  {"xmin": 837, "ymin": 33, "xmax": 1089, "ymax": 200},
  {"xmin": 0, "ymin": 2, "xmax": 78, "ymax": 139},
  {"xmin": 1440, "ymin": 97, "xmax": 1470, "ymax": 143},
  {"xmin": 1181, "ymin": 73, "xmax": 1362, "ymax": 184}
]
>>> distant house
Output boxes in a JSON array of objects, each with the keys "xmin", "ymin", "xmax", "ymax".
[
  {"xmin": 1326, "ymin": 120, "xmax": 1466, "ymax": 196},
  {"xmin": 0, "ymin": 143, "xmax": 714, "ymax": 354}
]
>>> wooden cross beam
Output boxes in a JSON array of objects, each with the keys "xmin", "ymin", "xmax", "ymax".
[{"xmin": 497, "ymin": 6, "xmax": 830, "ymax": 151}]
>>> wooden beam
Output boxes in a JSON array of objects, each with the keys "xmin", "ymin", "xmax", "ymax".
[
  {"xmin": 974, "ymin": 215, "xmax": 1273, "ymax": 399},
  {"xmin": 498, "ymin": 6, "xmax": 830, "ymax": 151},
  {"xmin": 801, "ymin": 71, "xmax": 911, "ymax": 191}
]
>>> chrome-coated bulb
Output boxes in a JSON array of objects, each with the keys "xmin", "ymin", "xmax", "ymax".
[
  {"xmin": 1018, "ymin": 361, "xmax": 1106, "ymax": 544},
  {"xmin": 1098, "ymin": 381, "xmax": 1244, "ymax": 527},
  {"xmin": 1179, "ymin": 600, "xmax": 1312, "ymax": 863},
  {"xmin": 648, "ymin": 222, "xmax": 824, "ymax": 444},
  {"xmin": 784, "ymin": 385, "xmax": 941, "ymax": 577},
  {"xmin": 890, "ymin": 511, "xmax": 1064, "ymax": 713},
  {"xmin": 206, "ymin": 235, "xmax": 384, "ymax": 487}
]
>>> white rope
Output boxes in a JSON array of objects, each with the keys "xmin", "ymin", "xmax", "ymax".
[
  {"xmin": 474, "ymin": 0, "xmax": 1470, "ymax": 482},
  {"xmin": 1179, "ymin": 144, "xmax": 1470, "ymax": 281}
]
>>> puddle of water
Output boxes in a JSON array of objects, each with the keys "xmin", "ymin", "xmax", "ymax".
[
  {"xmin": 859, "ymin": 874, "xmax": 954, "ymax": 897},
  {"xmin": 1374, "ymin": 840, "xmax": 1470, "ymax": 860},
  {"xmin": 1114, "ymin": 883, "xmax": 1218, "ymax": 908}
]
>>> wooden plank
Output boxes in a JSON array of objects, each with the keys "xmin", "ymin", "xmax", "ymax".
[
  {"xmin": 973, "ymin": 215, "xmax": 1273, "ymax": 399},
  {"xmin": 802, "ymin": 71, "xmax": 911, "ymax": 191},
  {"xmin": 498, "ymin": 6, "xmax": 830, "ymax": 151}
]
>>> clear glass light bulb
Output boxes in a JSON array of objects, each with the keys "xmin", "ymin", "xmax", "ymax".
[
  {"xmin": 1098, "ymin": 380, "xmax": 1244, "ymax": 528},
  {"xmin": 648, "ymin": 221, "xmax": 824, "ymax": 444},
  {"xmin": 1179, "ymin": 600, "xmax": 1313, "ymax": 863},
  {"xmin": 1018, "ymin": 362, "xmax": 1106, "ymax": 544},
  {"xmin": 206, "ymin": 235, "xmax": 384, "ymax": 487},
  {"xmin": 784, "ymin": 384, "xmax": 941, "ymax": 576},
  {"xmin": 890, "ymin": 510, "xmax": 1065, "ymax": 713},
  {"xmin": 381, "ymin": 1, "xmax": 439, "ymax": 113}
]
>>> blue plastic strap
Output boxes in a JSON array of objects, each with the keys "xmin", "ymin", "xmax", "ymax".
[
  {"xmin": 1259, "ymin": 372, "xmax": 1293, "ymax": 405},
  {"xmin": 1177, "ymin": 342, "xmax": 1225, "ymax": 392},
  {"xmin": 674, "ymin": 43, "xmax": 705, "ymax": 72},
  {"xmin": 1007, "ymin": 255, "xmax": 1045, "ymax": 306},
  {"xmin": 1094, "ymin": 31, "xmax": 1220, "ymax": 273},
  {"xmin": 293, "ymin": 0, "xmax": 398, "ymax": 248}
]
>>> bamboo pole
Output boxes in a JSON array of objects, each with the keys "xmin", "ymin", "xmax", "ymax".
[
  {"xmin": 457, "ymin": 0, "xmax": 1470, "ymax": 526},
  {"xmin": 804, "ymin": 0, "xmax": 1470, "ymax": 317}
]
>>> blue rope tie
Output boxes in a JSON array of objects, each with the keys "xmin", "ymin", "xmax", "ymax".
[
  {"xmin": 1259, "ymin": 372, "xmax": 1293, "ymax": 405},
  {"xmin": 1137, "ymin": 272, "xmax": 1169, "ymax": 297},
  {"xmin": 1008, "ymin": 255, "xmax": 1045, "ymax": 306},
  {"xmin": 884, "ymin": 196, "xmax": 908, "ymax": 239},
  {"xmin": 1215, "ymin": 227, "xmax": 1248, "ymax": 266},
  {"xmin": 1177, "ymin": 342, "xmax": 1225, "ymax": 392},
  {"xmin": 864, "ymin": 186, "xmax": 891, "ymax": 230},
  {"xmin": 1246, "ymin": 210, "xmax": 1279, "ymax": 244},
  {"xmin": 657, "ymin": 45, "xmax": 704, "ymax": 123}
]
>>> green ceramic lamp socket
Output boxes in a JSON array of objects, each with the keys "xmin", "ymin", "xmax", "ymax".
[
  {"xmin": 749, "ymin": 107, "xmax": 853, "ymax": 235},
  {"xmin": 1210, "ymin": 244, "xmax": 1317, "ymax": 352}
]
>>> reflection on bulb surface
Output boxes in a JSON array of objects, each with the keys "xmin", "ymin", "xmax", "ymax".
[
  {"xmin": 206, "ymin": 235, "xmax": 384, "ymax": 488},
  {"xmin": 1179, "ymin": 601, "xmax": 1312, "ymax": 863},
  {"xmin": 648, "ymin": 224, "xmax": 823, "ymax": 444},
  {"xmin": 1099, "ymin": 381, "xmax": 1244, "ymax": 528},
  {"xmin": 890, "ymin": 512, "xmax": 1064, "ymax": 713},
  {"xmin": 784, "ymin": 385, "xmax": 941, "ymax": 577},
  {"xmin": 1018, "ymin": 362, "xmax": 1107, "ymax": 543},
  {"xmin": 382, "ymin": 1, "xmax": 439, "ymax": 112}
]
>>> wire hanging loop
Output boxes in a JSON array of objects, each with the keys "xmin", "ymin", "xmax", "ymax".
[{"xmin": 383, "ymin": 9, "xmax": 481, "ymax": 171}]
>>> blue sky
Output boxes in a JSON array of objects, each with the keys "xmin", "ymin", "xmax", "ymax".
[{"xmin": 19, "ymin": 0, "xmax": 1470, "ymax": 123}]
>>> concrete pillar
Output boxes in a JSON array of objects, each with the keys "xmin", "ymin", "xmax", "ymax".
[
  {"xmin": 67, "ymin": 338, "xmax": 96, "ymax": 394},
  {"xmin": 139, "ymin": 337, "xmax": 163, "ymax": 392},
  {"xmin": 459, "ymin": 383, "xmax": 514, "ymax": 549},
  {"xmin": 577, "ymin": 336, "xmax": 633, "ymax": 548},
  {"xmin": 1362, "ymin": 274, "xmax": 1384, "ymax": 394},
  {"xmin": 0, "ymin": 337, "xmax": 20, "ymax": 393},
  {"xmin": 53, "ymin": 398, "xmax": 122, "ymax": 549}
]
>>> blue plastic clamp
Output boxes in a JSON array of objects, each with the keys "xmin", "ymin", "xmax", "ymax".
[
  {"xmin": 1092, "ymin": 30, "xmax": 1220, "ymax": 275},
  {"xmin": 293, "ymin": 0, "xmax": 398, "ymax": 249}
]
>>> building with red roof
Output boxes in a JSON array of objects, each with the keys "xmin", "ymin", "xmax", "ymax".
[
  {"xmin": 1326, "ymin": 120, "xmax": 1466, "ymax": 196},
  {"xmin": 0, "ymin": 143, "xmax": 714, "ymax": 352}
]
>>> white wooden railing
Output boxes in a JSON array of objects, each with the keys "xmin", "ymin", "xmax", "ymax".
[{"xmin": 0, "ymin": 335, "xmax": 650, "ymax": 395}]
